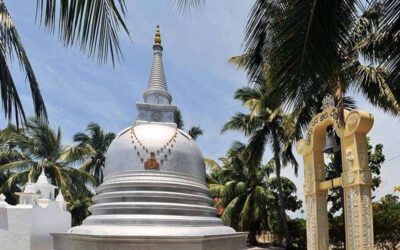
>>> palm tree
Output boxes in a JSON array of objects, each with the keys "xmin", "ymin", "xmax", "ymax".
[
  {"xmin": 0, "ymin": 170, "xmax": 20, "ymax": 204},
  {"xmin": 380, "ymin": 1, "xmax": 400, "ymax": 87},
  {"xmin": 241, "ymin": 0, "xmax": 400, "ymax": 123},
  {"xmin": 187, "ymin": 126, "xmax": 203, "ymax": 140},
  {"xmin": 0, "ymin": 0, "xmax": 130, "ymax": 124},
  {"xmin": 222, "ymin": 86, "xmax": 299, "ymax": 249},
  {"xmin": 0, "ymin": 118, "xmax": 96, "ymax": 205},
  {"xmin": 0, "ymin": 125, "xmax": 29, "ymax": 204},
  {"xmin": 64, "ymin": 122, "xmax": 115, "ymax": 184},
  {"xmin": 68, "ymin": 187, "xmax": 93, "ymax": 226},
  {"xmin": 207, "ymin": 141, "xmax": 271, "ymax": 246},
  {"xmin": 174, "ymin": 109, "xmax": 204, "ymax": 140}
]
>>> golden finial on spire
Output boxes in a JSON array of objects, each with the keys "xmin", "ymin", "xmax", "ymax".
[{"xmin": 154, "ymin": 25, "xmax": 161, "ymax": 45}]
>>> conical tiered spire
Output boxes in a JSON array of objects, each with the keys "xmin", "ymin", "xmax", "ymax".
[
  {"xmin": 143, "ymin": 25, "xmax": 172, "ymax": 104},
  {"xmin": 136, "ymin": 25, "xmax": 176, "ymax": 124}
]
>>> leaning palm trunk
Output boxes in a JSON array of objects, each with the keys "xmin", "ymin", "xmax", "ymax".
[
  {"xmin": 272, "ymin": 131, "xmax": 293, "ymax": 249},
  {"xmin": 275, "ymin": 160, "xmax": 293, "ymax": 249}
]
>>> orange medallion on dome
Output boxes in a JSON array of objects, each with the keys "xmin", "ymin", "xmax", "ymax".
[{"xmin": 144, "ymin": 152, "xmax": 160, "ymax": 169}]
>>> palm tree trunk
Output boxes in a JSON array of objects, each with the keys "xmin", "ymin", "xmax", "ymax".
[
  {"xmin": 248, "ymin": 225, "xmax": 258, "ymax": 246},
  {"xmin": 274, "ymin": 158, "xmax": 293, "ymax": 249},
  {"xmin": 333, "ymin": 147, "xmax": 346, "ymax": 249},
  {"xmin": 271, "ymin": 129, "xmax": 293, "ymax": 249}
]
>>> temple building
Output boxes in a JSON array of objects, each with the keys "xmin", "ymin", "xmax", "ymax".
[
  {"xmin": 52, "ymin": 26, "xmax": 246, "ymax": 250},
  {"xmin": 0, "ymin": 169, "xmax": 71, "ymax": 250}
]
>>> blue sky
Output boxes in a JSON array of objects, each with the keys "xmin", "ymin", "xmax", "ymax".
[{"xmin": 3, "ymin": 1, "xmax": 400, "ymax": 217}]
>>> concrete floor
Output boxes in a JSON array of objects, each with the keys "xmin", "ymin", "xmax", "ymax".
[{"xmin": 247, "ymin": 246, "xmax": 284, "ymax": 250}]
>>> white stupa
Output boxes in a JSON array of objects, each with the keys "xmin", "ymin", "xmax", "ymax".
[{"xmin": 52, "ymin": 26, "xmax": 246, "ymax": 250}]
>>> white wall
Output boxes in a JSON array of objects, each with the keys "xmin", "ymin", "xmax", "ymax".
[
  {"xmin": 0, "ymin": 202, "xmax": 71, "ymax": 250},
  {"xmin": 0, "ymin": 205, "xmax": 32, "ymax": 250},
  {"xmin": 31, "ymin": 202, "xmax": 71, "ymax": 250}
]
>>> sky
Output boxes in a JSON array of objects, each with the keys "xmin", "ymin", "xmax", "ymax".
[{"xmin": 3, "ymin": 1, "xmax": 400, "ymax": 218}]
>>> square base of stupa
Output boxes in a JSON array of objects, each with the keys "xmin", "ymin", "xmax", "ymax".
[{"xmin": 52, "ymin": 232, "xmax": 248, "ymax": 250}]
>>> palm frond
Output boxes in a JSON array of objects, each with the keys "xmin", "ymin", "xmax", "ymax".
[
  {"xmin": 61, "ymin": 144, "xmax": 95, "ymax": 164},
  {"xmin": 204, "ymin": 158, "xmax": 222, "ymax": 172},
  {"xmin": 187, "ymin": 126, "xmax": 203, "ymax": 140},
  {"xmin": 221, "ymin": 196, "xmax": 241, "ymax": 226},
  {"xmin": 0, "ymin": 2, "xmax": 47, "ymax": 124},
  {"xmin": 35, "ymin": 0, "xmax": 130, "ymax": 64},
  {"xmin": 73, "ymin": 132, "xmax": 90, "ymax": 144},
  {"xmin": 380, "ymin": 0, "xmax": 400, "ymax": 84},
  {"xmin": 355, "ymin": 62, "xmax": 400, "ymax": 115},
  {"xmin": 239, "ymin": 193, "xmax": 253, "ymax": 230},
  {"xmin": 208, "ymin": 183, "xmax": 226, "ymax": 198},
  {"xmin": 174, "ymin": 109, "xmax": 184, "ymax": 129},
  {"xmin": 171, "ymin": 0, "xmax": 205, "ymax": 15},
  {"xmin": 221, "ymin": 112, "xmax": 260, "ymax": 136},
  {"xmin": 247, "ymin": 124, "xmax": 270, "ymax": 168},
  {"xmin": 0, "ymin": 160, "xmax": 34, "ymax": 172}
]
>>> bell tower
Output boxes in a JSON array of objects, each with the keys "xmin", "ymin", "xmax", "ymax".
[{"xmin": 297, "ymin": 95, "xmax": 375, "ymax": 250}]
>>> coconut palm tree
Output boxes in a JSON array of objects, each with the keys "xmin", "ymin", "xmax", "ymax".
[
  {"xmin": 222, "ymin": 85, "xmax": 299, "ymax": 248},
  {"xmin": 241, "ymin": 0, "xmax": 400, "ymax": 124},
  {"xmin": 0, "ymin": 0, "xmax": 130, "ymax": 124},
  {"xmin": 207, "ymin": 141, "xmax": 271, "ymax": 246},
  {"xmin": 0, "ymin": 170, "xmax": 20, "ymax": 204},
  {"xmin": 0, "ymin": 125, "xmax": 26, "ymax": 204},
  {"xmin": 68, "ymin": 186, "xmax": 94, "ymax": 226},
  {"xmin": 174, "ymin": 109, "xmax": 203, "ymax": 140},
  {"xmin": 206, "ymin": 142, "xmax": 302, "ymax": 246},
  {"xmin": 0, "ymin": 117, "xmax": 96, "ymax": 202},
  {"xmin": 64, "ymin": 122, "xmax": 115, "ymax": 184},
  {"xmin": 380, "ymin": 1, "xmax": 400, "ymax": 87},
  {"xmin": 187, "ymin": 126, "xmax": 203, "ymax": 140}
]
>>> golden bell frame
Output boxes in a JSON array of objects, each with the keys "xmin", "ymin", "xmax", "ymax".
[{"xmin": 296, "ymin": 107, "xmax": 374, "ymax": 249}]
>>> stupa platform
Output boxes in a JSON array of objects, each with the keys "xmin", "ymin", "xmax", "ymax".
[{"xmin": 52, "ymin": 232, "xmax": 247, "ymax": 250}]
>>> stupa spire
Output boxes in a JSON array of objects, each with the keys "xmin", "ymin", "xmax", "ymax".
[
  {"xmin": 143, "ymin": 25, "xmax": 172, "ymax": 104},
  {"xmin": 136, "ymin": 25, "xmax": 177, "ymax": 124}
]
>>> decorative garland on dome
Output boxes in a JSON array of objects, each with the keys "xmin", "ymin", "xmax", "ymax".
[{"xmin": 129, "ymin": 127, "xmax": 178, "ymax": 169}]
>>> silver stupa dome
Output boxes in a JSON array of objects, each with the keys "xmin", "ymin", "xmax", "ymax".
[
  {"xmin": 68, "ymin": 25, "xmax": 236, "ymax": 237},
  {"xmin": 104, "ymin": 124, "xmax": 206, "ymax": 180}
]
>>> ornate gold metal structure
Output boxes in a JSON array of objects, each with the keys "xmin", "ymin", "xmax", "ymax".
[
  {"xmin": 296, "ymin": 107, "xmax": 374, "ymax": 249},
  {"xmin": 155, "ymin": 25, "xmax": 161, "ymax": 45}
]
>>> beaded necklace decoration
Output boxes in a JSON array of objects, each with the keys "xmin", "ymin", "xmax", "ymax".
[{"xmin": 129, "ymin": 127, "xmax": 178, "ymax": 168}]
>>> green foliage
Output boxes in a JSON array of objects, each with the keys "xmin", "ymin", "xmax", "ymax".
[
  {"xmin": 174, "ymin": 108, "xmax": 203, "ymax": 141},
  {"xmin": 0, "ymin": 125, "xmax": 26, "ymax": 204},
  {"xmin": 288, "ymin": 218, "xmax": 307, "ymax": 250},
  {"xmin": 0, "ymin": 2, "xmax": 47, "ymax": 124},
  {"xmin": 241, "ymin": 0, "xmax": 400, "ymax": 122},
  {"xmin": 373, "ymin": 194, "xmax": 400, "ymax": 249},
  {"xmin": 64, "ymin": 122, "xmax": 115, "ymax": 184},
  {"xmin": 174, "ymin": 109, "xmax": 185, "ymax": 130},
  {"xmin": 326, "ymin": 139, "xmax": 385, "ymax": 216},
  {"xmin": 329, "ymin": 214, "xmax": 345, "ymax": 249},
  {"xmin": 67, "ymin": 187, "xmax": 93, "ymax": 226},
  {"xmin": 206, "ymin": 142, "xmax": 302, "ymax": 246},
  {"xmin": 0, "ymin": 0, "xmax": 130, "ymax": 124},
  {"xmin": 222, "ymin": 84, "xmax": 301, "ymax": 248},
  {"xmin": 368, "ymin": 141, "xmax": 385, "ymax": 192},
  {"xmin": 206, "ymin": 142, "xmax": 269, "ymax": 245},
  {"xmin": 0, "ymin": 118, "xmax": 111, "ymax": 225},
  {"xmin": 35, "ymin": 0, "xmax": 129, "ymax": 65},
  {"xmin": 187, "ymin": 126, "xmax": 203, "ymax": 141}
]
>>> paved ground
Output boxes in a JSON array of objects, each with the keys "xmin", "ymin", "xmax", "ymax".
[{"xmin": 247, "ymin": 246, "xmax": 284, "ymax": 249}]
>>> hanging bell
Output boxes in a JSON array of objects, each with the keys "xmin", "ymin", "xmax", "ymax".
[{"xmin": 323, "ymin": 130, "xmax": 340, "ymax": 154}]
